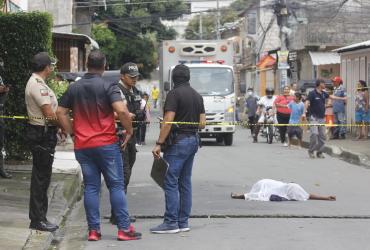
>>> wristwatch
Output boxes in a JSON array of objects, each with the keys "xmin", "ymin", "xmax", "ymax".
[{"xmin": 156, "ymin": 141, "xmax": 163, "ymax": 146}]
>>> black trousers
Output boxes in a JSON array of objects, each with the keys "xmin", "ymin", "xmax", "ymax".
[
  {"xmin": 135, "ymin": 124, "xmax": 147, "ymax": 144},
  {"xmin": 276, "ymin": 112, "xmax": 290, "ymax": 143},
  {"xmin": 27, "ymin": 125, "xmax": 57, "ymax": 222},
  {"xmin": 248, "ymin": 115, "xmax": 257, "ymax": 135}
]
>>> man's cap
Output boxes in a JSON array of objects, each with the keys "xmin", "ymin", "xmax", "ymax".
[
  {"xmin": 332, "ymin": 76, "xmax": 342, "ymax": 84},
  {"xmin": 32, "ymin": 52, "xmax": 57, "ymax": 67},
  {"xmin": 120, "ymin": 62, "xmax": 140, "ymax": 77}
]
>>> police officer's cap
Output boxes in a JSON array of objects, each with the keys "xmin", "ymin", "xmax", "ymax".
[
  {"xmin": 32, "ymin": 52, "xmax": 57, "ymax": 69},
  {"xmin": 120, "ymin": 62, "xmax": 140, "ymax": 77}
]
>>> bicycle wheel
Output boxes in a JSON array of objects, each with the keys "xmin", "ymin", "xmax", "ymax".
[{"xmin": 267, "ymin": 125, "xmax": 273, "ymax": 144}]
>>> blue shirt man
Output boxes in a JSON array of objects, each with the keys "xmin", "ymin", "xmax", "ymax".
[{"xmin": 332, "ymin": 77, "xmax": 347, "ymax": 139}]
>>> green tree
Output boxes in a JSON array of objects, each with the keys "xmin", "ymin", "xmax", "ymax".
[
  {"xmin": 91, "ymin": 23, "xmax": 117, "ymax": 68},
  {"xmin": 0, "ymin": 12, "xmax": 53, "ymax": 160},
  {"xmin": 230, "ymin": 0, "xmax": 254, "ymax": 11},
  {"xmin": 185, "ymin": 8, "xmax": 237, "ymax": 40},
  {"xmin": 184, "ymin": 0, "xmax": 254, "ymax": 40},
  {"xmin": 93, "ymin": 0, "xmax": 188, "ymax": 75}
]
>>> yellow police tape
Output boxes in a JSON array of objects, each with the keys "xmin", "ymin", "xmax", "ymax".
[{"xmin": 0, "ymin": 115, "xmax": 369, "ymax": 127}]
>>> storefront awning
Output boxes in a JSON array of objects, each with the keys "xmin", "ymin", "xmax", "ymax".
[
  {"xmin": 256, "ymin": 55, "xmax": 276, "ymax": 69},
  {"xmin": 309, "ymin": 51, "xmax": 340, "ymax": 66}
]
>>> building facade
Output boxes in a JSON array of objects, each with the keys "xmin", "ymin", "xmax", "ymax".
[
  {"xmin": 234, "ymin": 0, "xmax": 370, "ymax": 97},
  {"xmin": 335, "ymin": 41, "xmax": 370, "ymax": 129}
]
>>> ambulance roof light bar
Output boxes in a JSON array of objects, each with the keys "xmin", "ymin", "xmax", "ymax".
[{"xmin": 178, "ymin": 60, "xmax": 225, "ymax": 64}]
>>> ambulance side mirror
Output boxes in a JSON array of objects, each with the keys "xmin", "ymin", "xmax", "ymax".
[{"xmin": 164, "ymin": 81, "xmax": 170, "ymax": 91}]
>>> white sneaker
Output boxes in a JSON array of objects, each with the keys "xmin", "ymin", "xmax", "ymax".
[
  {"xmin": 283, "ymin": 143, "xmax": 288, "ymax": 147},
  {"xmin": 179, "ymin": 227, "xmax": 190, "ymax": 232}
]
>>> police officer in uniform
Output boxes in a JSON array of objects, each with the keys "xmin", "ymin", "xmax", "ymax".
[
  {"xmin": 25, "ymin": 52, "xmax": 59, "ymax": 232},
  {"xmin": 0, "ymin": 58, "xmax": 11, "ymax": 178},
  {"xmin": 110, "ymin": 62, "xmax": 145, "ymax": 224}
]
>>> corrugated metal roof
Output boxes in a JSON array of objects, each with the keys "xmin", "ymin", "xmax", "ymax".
[
  {"xmin": 309, "ymin": 51, "xmax": 340, "ymax": 66},
  {"xmin": 334, "ymin": 40, "xmax": 370, "ymax": 53}
]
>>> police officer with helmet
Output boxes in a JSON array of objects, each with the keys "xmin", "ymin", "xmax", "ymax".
[
  {"xmin": 110, "ymin": 62, "xmax": 145, "ymax": 224},
  {"xmin": 25, "ymin": 52, "xmax": 59, "ymax": 232}
]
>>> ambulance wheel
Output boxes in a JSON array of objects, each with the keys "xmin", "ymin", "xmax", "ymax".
[{"xmin": 224, "ymin": 133, "xmax": 233, "ymax": 146}]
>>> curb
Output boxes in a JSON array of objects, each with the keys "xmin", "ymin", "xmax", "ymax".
[
  {"xmin": 23, "ymin": 172, "xmax": 83, "ymax": 250},
  {"xmin": 297, "ymin": 139, "xmax": 370, "ymax": 168}
]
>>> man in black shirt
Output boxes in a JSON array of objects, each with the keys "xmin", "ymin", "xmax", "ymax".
[
  {"xmin": 151, "ymin": 64, "xmax": 206, "ymax": 234},
  {"xmin": 304, "ymin": 79, "xmax": 346, "ymax": 159}
]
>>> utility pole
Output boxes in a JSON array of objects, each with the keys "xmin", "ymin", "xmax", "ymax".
[
  {"xmin": 199, "ymin": 13, "xmax": 203, "ymax": 40},
  {"xmin": 216, "ymin": 0, "xmax": 221, "ymax": 40},
  {"xmin": 275, "ymin": 0, "xmax": 290, "ymax": 89}
]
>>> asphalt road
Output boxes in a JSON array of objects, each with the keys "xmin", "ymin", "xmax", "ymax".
[{"xmin": 58, "ymin": 123, "xmax": 370, "ymax": 250}]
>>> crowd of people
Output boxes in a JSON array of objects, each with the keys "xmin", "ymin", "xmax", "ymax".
[{"xmin": 245, "ymin": 77, "xmax": 369, "ymax": 157}]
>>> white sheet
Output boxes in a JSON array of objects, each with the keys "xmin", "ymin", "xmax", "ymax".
[{"xmin": 244, "ymin": 179, "xmax": 310, "ymax": 201}]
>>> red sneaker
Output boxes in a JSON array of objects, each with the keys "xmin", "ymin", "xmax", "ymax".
[
  {"xmin": 117, "ymin": 225, "xmax": 142, "ymax": 241},
  {"xmin": 88, "ymin": 230, "xmax": 101, "ymax": 241}
]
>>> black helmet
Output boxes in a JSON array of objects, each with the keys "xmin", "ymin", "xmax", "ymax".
[{"xmin": 265, "ymin": 87, "xmax": 274, "ymax": 96}]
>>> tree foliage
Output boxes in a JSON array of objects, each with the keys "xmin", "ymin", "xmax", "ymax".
[
  {"xmin": 185, "ymin": 0, "xmax": 249, "ymax": 40},
  {"xmin": 0, "ymin": 12, "xmax": 52, "ymax": 160},
  {"xmin": 185, "ymin": 8, "xmax": 237, "ymax": 40},
  {"xmin": 91, "ymin": 23, "xmax": 117, "ymax": 67},
  {"xmin": 93, "ymin": 0, "xmax": 188, "ymax": 77},
  {"xmin": 230, "ymin": 0, "xmax": 254, "ymax": 11}
]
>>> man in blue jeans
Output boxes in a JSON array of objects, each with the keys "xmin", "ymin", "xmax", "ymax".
[
  {"xmin": 151, "ymin": 64, "xmax": 206, "ymax": 234},
  {"xmin": 331, "ymin": 76, "xmax": 347, "ymax": 139},
  {"xmin": 56, "ymin": 50, "xmax": 141, "ymax": 241}
]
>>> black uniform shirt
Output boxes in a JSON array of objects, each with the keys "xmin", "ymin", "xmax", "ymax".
[{"xmin": 164, "ymin": 82, "xmax": 205, "ymax": 132}]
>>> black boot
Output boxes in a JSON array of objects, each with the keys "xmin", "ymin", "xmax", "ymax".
[{"xmin": 0, "ymin": 166, "xmax": 11, "ymax": 179}]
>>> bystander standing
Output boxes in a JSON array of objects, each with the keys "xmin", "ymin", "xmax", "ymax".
[
  {"xmin": 287, "ymin": 92, "xmax": 305, "ymax": 148},
  {"xmin": 151, "ymin": 85, "xmax": 159, "ymax": 109},
  {"xmin": 355, "ymin": 80, "xmax": 369, "ymax": 140},
  {"xmin": 274, "ymin": 86, "xmax": 294, "ymax": 146},
  {"xmin": 289, "ymin": 83, "xmax": 298, "ymax": 96},
  {"xmin": 56, "ymin": 50, "xmax": 141, "ymax": 241},
  {"xmin": 325, "ymin": 86, "xmax": 334, "ymax": 138},
  {"xmin": 304, "ymin": 79, "xmax": 347, "ymax": 159},
  {"xmin": 332, "ymin": 77, "xmax": 347, "ymax": 139},
  {"xmin": 151, "ymin": 64, "xmax": 206, "ymax": 234},
  {"xmin": 245, "ymin": 87, "xmax": 259, "ymax": 136}
]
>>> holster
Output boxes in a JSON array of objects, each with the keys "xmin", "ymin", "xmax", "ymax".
[{"xmin": 160, "ymin": 128, "xmax": 178, "ymax": 153}]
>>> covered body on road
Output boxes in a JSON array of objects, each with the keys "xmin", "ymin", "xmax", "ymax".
[{"xmin": 243, "ymin": 179, "xmax": 310, "ymax": 201}]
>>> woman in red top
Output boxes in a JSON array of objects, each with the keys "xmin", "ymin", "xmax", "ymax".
[{"xmin": 274, "ymin": 86, "xmax": 294, "ymax": 146}]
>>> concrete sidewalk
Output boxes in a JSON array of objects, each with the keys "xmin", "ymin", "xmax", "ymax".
[
  {"xmin": 0, "ymin": 150, "xmax": 81, "ymax": 250},
  {"xmin": 300, "ymin": 132, "xmax": 370, "ymax": 168}
]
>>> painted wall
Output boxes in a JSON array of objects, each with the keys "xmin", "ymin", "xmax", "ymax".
[
  {"xmin": 340, "ymin": 49, "xmax": 370, "ymax": 129},
  {"xmin": 28, "ymin": 0, "xmax": 73, "ymax": 33}
]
